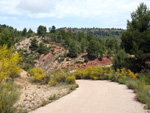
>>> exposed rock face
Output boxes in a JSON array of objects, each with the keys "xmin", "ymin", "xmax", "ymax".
[
  {"xmin": 35, "ymin": 46, "xmax": 65, "ymax": 73},
  {"xmin": 15, "ymin": 36, "xmax": 42, "ymax": 54}
]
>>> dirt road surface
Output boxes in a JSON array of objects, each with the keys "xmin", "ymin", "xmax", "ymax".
[{"xmin": 30, "ymin": 80, "xmax": 147, "ymax": 113}]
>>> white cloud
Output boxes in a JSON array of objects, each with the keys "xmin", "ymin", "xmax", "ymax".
[
  {"xmin": 0, "ymin": 16, "xmax": 17, "ymax": 20},
  {"xmin": 17, "ymin": 0, "xmax": 56, "ymax": 13},
  {"xmin": 0, "ymin": 0, "xmax": 20, "ymax": 15},
  {"xmin": 0, "ymin": 0, "xmax": 150, "ymax": 19}
]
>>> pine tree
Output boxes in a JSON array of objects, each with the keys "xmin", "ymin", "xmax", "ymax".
[
  {"xmin": 69, "ymin": 41, "xmax": 78, "ymax": 58},
  {"xmin": 87, "ymin": 40, "xmax": 99, "ymax": 60}
]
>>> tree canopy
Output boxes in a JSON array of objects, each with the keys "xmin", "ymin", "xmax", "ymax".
[
  {"xmin": 87, "ymin": 40, "xmax": 99, "ymax": 60},
  {"xmin": 121, "ymin": 3, "xmax": 150, "ymax": 57},
  {"xmin": 37, "ymin": 25, "xmax": 47, "ymax": 36},
  {"xmin": 121, "ymin": 3, "xmax": 150, "ymax": 71}
]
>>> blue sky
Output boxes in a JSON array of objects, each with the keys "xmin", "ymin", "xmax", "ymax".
[{"xmin": 0, "ymin": 0, "xmax": 150, "ymax": 32}]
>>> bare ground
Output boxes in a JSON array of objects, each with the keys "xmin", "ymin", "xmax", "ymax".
[{"xmin": 14, "ymin": 71, "xmax": 76, "ymax": 113}]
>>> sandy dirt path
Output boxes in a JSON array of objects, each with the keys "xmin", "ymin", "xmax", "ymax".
[{"xmin": 30, "ymin": 80, "xmax": 147, "ymax": 113}]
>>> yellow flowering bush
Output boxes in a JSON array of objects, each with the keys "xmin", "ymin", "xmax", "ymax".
[
  {"xmin": 48, "ymin": 79, "xmax": 57, "ymax": 86},
  {"xmin": 120, "ymin": 68, "xmax": 128, "ymax": 76},
  {"xmin": 73, "ymin": 66, "xmax": 138, "ymax": 81},
  {"xmin": 66, "ymin": 76, "xmax": 75, "ymax": 84},
  {"xmin": 128, "ymin": 69, "xmax": 138, "ymax": 79},
  {"xmin": 0, "ymin": 45, "xmax": 22, "ymax": 82},
  {"xmin": 73, "ymin": 68, "xmax": 84, "ymax": 79},
  {"xmin": 48, "ymin": 70, "xmax": 76, "ymax": 86},
  {"xmin": 29, "ymin": 67, "xmax": 47, "ymax": 83}
]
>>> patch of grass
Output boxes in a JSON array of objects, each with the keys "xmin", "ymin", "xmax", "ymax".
[
  {"xmin": 41, "ymin": 99, "xmax": 48, "ymax": 106},
  {"xmin": 49, "ymin": 94, "xmax": 56, "ymax": 100},
  {"xmin": 69, "ymin": 84, "xmax": 79, "ymax": 91},
  {"xmin": 0, "ymin": 81, "xmax": 20, "ymax": 113}
]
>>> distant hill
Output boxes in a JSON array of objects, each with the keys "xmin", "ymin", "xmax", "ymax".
[{"xmin": 58, "ymin": 27, "xmax": 125, "ymax": 40}]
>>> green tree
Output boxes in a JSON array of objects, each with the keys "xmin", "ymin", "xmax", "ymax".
[
  {"xmin": 28, "ymin": 28, "xmax": 33, "ymax": 34},
  {"xmin": 69, "ymin": 41, "xmax": 78, "ymax": 58},
  {"xmin": 22, "ymin": 28, "xmax": 27, "ymax": 36},
  {"xmin": 37, "ymin": 25, "xmax": 47, "ymax": 36},
  {"xmin": 0, "ymin": 28, "xmax": 13, "ymax": 47},
  {"xmin": 113, "ymin": 50, "xmax": 129, "ymax": 70},
  {"xmin": 121, "ymin": 3, "xmax": 150, "ymax": 56},
  {"xmin": 87, "ymin": 40, "xmax": 99, "ymax": 60},
  {"xmin": 27, "ymin": 28, "xmax": 33, "ymax": 38},
  {"xmin": 78, "ymin": 32, "xmax": 85, "ymax": 42},
  {"xmin": 107, "ymin": 48, "xmax": 112, "ymax": 58},
  {"xmin": 99, "ymin": 46, "xmax": 104, "ymax": 61},
  {"xmin": 87, "ymin": 33, "xmax": 95, "ymax": 42},
  {"xmin": 30, "ymin": 38, "xmax": 38, "ymax": 51},
  {"xmin": 38, "ymin": 42, "xmax": 49, "ymax": 54},
  {"xmin": 121, "ymin": 3, "xmax": 150, "ymax": 71},
  {"xmin": 50, "ymin": 25, "xmax": 56, "ymax": 33},
  {"xmin": 81, "ymin": 38, "xmax": 86, "ymax": 53}
]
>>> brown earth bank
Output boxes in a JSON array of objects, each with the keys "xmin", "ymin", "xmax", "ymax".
[{"xmin": 36, "ymin": 51, "xmax": 112, "ymax": 72}]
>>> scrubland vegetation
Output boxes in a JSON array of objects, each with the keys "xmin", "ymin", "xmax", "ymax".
[{"xmin": 0, "ymin": 45, "xmax": 22, "ymax": 113}]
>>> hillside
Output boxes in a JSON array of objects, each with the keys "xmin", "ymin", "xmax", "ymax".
[
  {"xmin": 15, "ymin": 36, "xmax": 112, "ymax": 73},
  {"xmin": 58, "ymin": 27, "xmax": 124, "ymax": 40}
]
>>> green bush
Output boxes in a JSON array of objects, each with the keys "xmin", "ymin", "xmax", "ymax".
[
  {"xmin": 49, "ymin": 94, "xmax": 56, "ymax": 100},
  {"xmin": 126, "ymin": 79, "xmax": 140, "ymax": 89},
  {"xmin": 69, "ymin": 84, "xmax": 79, "ymax": 91},
  {"xmin": 48, "ymin": 80, "xmax": 57, "ymax": 86},
  {"xmin": 58, "ymin": 58, "xmax": 64, "ymax": 63},
  {"xmin": 66, "ymin": 76, "xmax": 75, "ymax": 84},
  {"xmin": 66, "ymin": 58, "xmax": 70, "ymax": 61},
  {"xmin": 0, "ymin": 82, "xmax": 19, "ymax": 113},
  {"xmin": 112, "ymin": 49, "xmax": 129, "ymax": 70}
]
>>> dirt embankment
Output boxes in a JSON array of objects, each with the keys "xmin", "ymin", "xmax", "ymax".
[{"xmin": 14, "ymin": 71, "xmax": 76, "ymax": 113}]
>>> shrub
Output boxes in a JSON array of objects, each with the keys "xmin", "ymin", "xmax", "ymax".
[
  {"xmin": 49, "ymin": 70, "xmax": 67, "ymax": 86},
  {"xmin": 29, "ymin": 67, "xmax": 47, "ymax": 84},
  {"xmin": 30, "ymin": 38, "xmax": 38, "ymax": 51},
  {"xmin": 66, "ymin": 58, "xmax": 70, "ymax": 61},
  {"xmin": 48, "ymin": 80, "xmax": 57, "ymax": 86},
  {"xmin": 38, "ymin": 42, "xmax": 49, "ymax": 55},
  {"xmin": 51, "ymin": 48, "xmax": 54, "ymax": 53},
  {"xmin": 126, "ymin": 79, "xmax": 139, "ymax": 89},
  {"xmin": 69, "ymin": 84, "xmax": 79, "ymax": 91},
  {"xmin": 66, "ymin": 76, "xmax": 75, "ymax": 84},
  {"xmin": 112, "ymin": 49, "xmax": 129, "ymax": 70},
  {"xmin": 58, "ymin": 58, "xmax": 64, "ymax": 63},
  {"xmin": 0, "ymin": 45, "xmax": 22, "ymax": 82},
  {"xmin": 0, "ymin": 81, "xmax": 19, "ymax": 113},
  {"xmin": 128, "ymin": 69, "xmax": 138, "ymax": 79},
  {"xmin": 48, "ymin": 70, "xmax": 76, "ymax": 86},
  {"xmin": 49, "ymin": 94, "xmax": 56, "ymax": 100}
]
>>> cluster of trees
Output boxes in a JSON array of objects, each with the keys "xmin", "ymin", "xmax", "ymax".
[
  {"xmin": 37, "ymin": 25, "xmax": 56, "ymax": 37},
  {"xmin": 30, "ymin": 38, "xmax": 49, "ymax": 55},
  {"xmin": 113, "ymin": 3, "xmax": 150, "ymax": 72},
  {"xmin": 36, "ymin": 25, "xmax": 120, "ymax": 60},
  {"xmin": 57, "ymin": 27, "xmax": 123, "ymax": 39},
  {"xmin": 22, "ymin": 28, "xmax": 33, "ymax": 37},
  {"xmin": 0, "ymin": 24, "xmax": 34, "ymax": 47}
]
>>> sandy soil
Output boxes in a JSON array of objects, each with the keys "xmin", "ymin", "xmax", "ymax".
[
  {"xmin": 30, "ymin": 80, "xmax": 149, "ymax": 113},
  {"xmin": 14, "ymin": 71, "xmax": 74, "ymax": 113}
]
